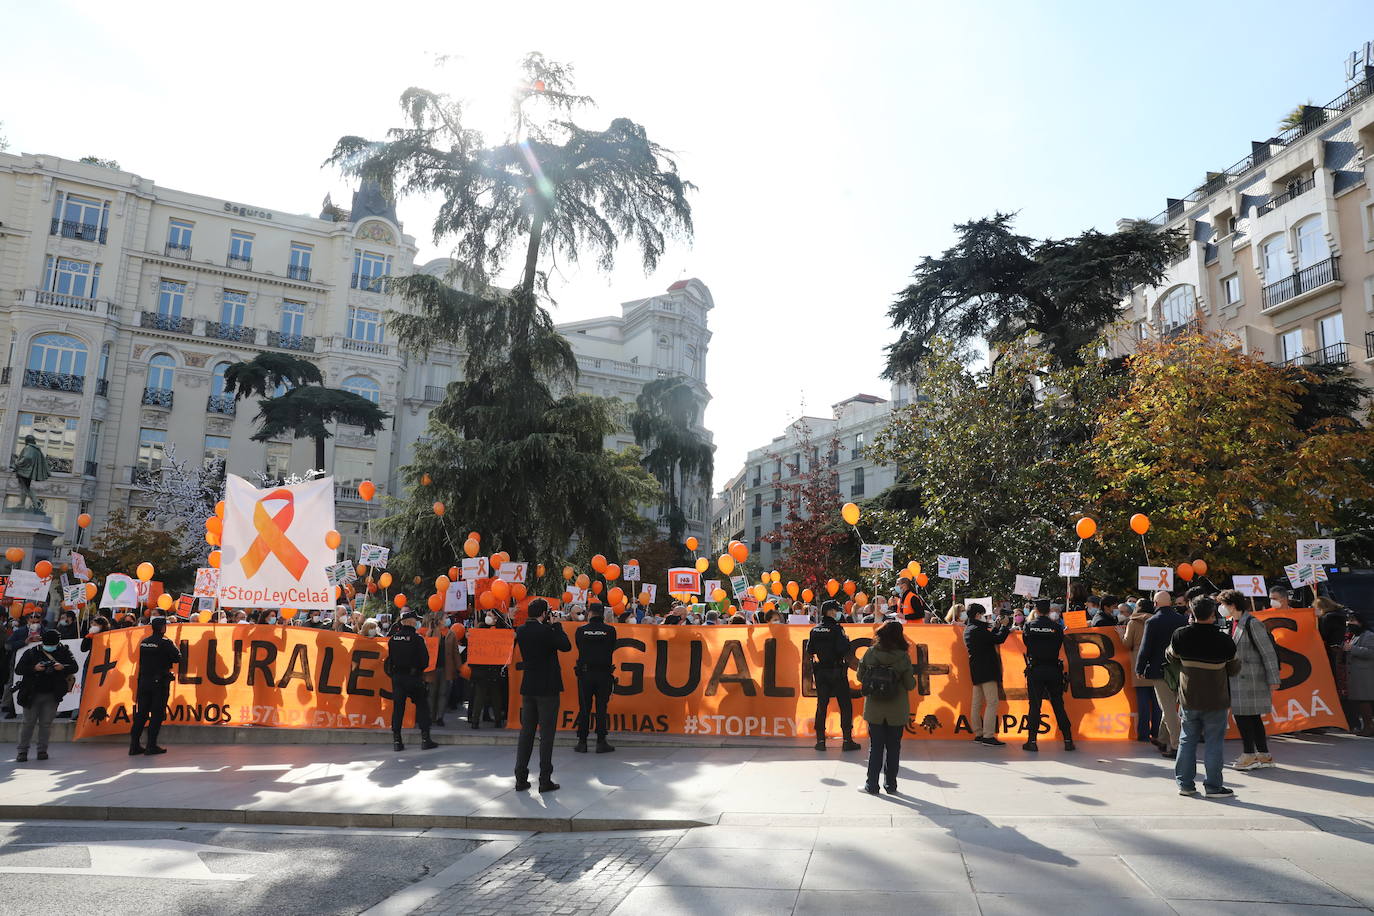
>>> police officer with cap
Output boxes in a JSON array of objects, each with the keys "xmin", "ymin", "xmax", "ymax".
[
  {"xmin": 573, "ymin": 603, "xmax": 617, "ymax": 753},
  {"xmin": 1022, "ymin": 600, "xmax": 1076, "ymax": 752},
  {"xmin": 387, "ymin": 610, "xmax": 438, "ymax": 751},
  {"xmin": 808, "ymin": 600, "xmax": 861, "ymax": 751},
  {"xmin": 130, "ymin": 616, "xmax": 180, "ymax": 756}
]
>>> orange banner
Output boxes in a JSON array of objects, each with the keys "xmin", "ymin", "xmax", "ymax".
[
  {"xmin": 75, "ymin": 624, "xmax": 437, "ymax": 738},
  {"xmin": 466, "ymin": 628, "xmax": 515, "ymax": 666},
  {"xmin": 506, "ymin": 610, "xmax": 1345, "ymax": 740}
]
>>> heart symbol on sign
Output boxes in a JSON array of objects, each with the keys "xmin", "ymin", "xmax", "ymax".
[{"xmin": 108, "ymin": 580, "xmax": 127, "ymax": 601}]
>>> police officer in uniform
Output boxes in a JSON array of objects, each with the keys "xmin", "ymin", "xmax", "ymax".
[
  {"xmin": 808, "ymin": 600, "xmax": 861, "ymax": 751},
  {"xmin": 573, "ymin": 604, "xmax": 617, "ymax": 754},
  {"xmin": 387, "ymin": 610, "xmax": 438, "ymax": 752},
  {"xmin": 1022, "ymin": 601, "xmax": 1076, "ymax": 752},
  {"xmin": 130, "ymin": 616, "xmax": 180, "ymax": 756}
]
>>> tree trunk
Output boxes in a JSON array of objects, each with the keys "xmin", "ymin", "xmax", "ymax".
[
  {"xmin": 315, "ymin": 436, "xmax": 326, "ymax": 474},
  {"xmin": 520, "ymin": 209, "xmax": 545, "ymax": 295}
]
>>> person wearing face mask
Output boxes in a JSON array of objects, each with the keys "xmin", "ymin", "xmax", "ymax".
[
  {"xmin": 467, "ymin": 609, "xmax": 510, "ymax": 729},
  {"xmin": 945, "ymin": 603, "xmax": 967, "ymax": 625},
  {"xmin": 385, "ymin": 610, "xmax": 438, "ymax": 752},
  {"xmin": 1345, "ymin": 615, "xmax": 1374, "ymax": 736},
  {"xmin": 1123, "ymin": 597, "xmax": 1161, "ymax": 745},
  {"xmin": 13, "ymin": 629, "xmax": 78, "ymax": 762},
  {"xmin": 56, "ymin": 612, "xmax": 79, "ymax": 640},
  {"xmin": 1136, "ymin": 590, "xmax": 1186, "ymax": 759},
  {"xmin": 1021, "ymin": 601, "xmax": 1075, "ymax": 752},
  {"xmin": 1217, "ymin": 589, "xmax": 1280, "ymax": 771},
  {"xmin": 808, "ymin": 601, "xmax": 861, "ymax": 752},
  {"xmin": 964, "ymin": 603, "xmax": 1012, "ymax": 746},
  {"xmin": 130, "ymin": 617, "xmax": 180, "ymax": 756},
  {"xmin": 573, "ymin": 602, "xmax": 617, "ymax": 753}
]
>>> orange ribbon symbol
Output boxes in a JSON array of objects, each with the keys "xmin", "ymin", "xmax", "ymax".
[
  {"xmin": 241, "ymin": 489, "xmax": 309, "ymax": 580},
  {"xmin": 1157, "ymin": 569, "xmax": 1171, "ymax": 589}
]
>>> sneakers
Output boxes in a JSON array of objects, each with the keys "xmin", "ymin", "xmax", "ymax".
[
  {"xmin": 1161, "ymin": 749, "xmax": 1177, "ymax": 760},
  {"xmin": 1178, "ymin": 785, "xmax": 1200, "ymax": 796},
  {"xmin": 1231, "ymin": 754, "xmax": 1259, "ymax": 771},
  {"xmin": 1205, "ymin": 786, "xmax": 1236, "ymax": 798},
  {"xmin": 883, "ymin": 783, "xmax": 898, "ymax": 795},
  {"xmin": 1253, "ymin": 754, "xmax": 1276, "ymax": 769},
  {"xmin": 981, "ymin": 737, "xmax": 1006, "ymax": 747},
  {"xmin": 393, "ymin": 740, "xmax": 405, "ymax": 752},
  {"xmin": 515, "ymin": 770, "xmax": 531, "ymax": 791},
  {"xmin": 840, "ymin": 739, "xmax": 861, "ymax": 752}
]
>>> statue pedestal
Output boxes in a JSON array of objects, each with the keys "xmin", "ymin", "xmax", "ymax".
[{"xmin": 0, "ymin": 508, "xmax": 61, "ymax": 569}]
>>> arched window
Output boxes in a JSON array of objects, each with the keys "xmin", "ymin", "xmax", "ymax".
[
  {"xmin": 148, "ymin": 353, "xmax": 175, "ymax": 391},
  {"xmin": 343, "ymin": 375, "xmax": 380, "ymax": 403},
  {"xmin": 211, "ymin": 361, "xmax": 231, "ymax": 396},
  {"xmin": 1158, "ymin": 286, "xmax": 1196, "ymax": 331},
  {"xmin": 26, "ymin": 333, "xmax": 87, "ymax": 377}
]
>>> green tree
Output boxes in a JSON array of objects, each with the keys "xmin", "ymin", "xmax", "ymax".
[
  {"xmin": 329, "ymin": 52, "xmax": 692, "ymax": 573},
  {"xmin": 762, "ymin": 422, "xmax": 854, "ymax": 590},
  {"xmin": 79, "ymin": 156, "xmax": 120, "ymax": 169},
  {"xmin": 223, "ymin": 352, "xmax": 389, "ymax": 471},
  {"xmin": 630, "ymin": 376, "xmax": 713, "ymax": 547},
  {"xmin": 884, "ymin": 213, "xmax": 1184, "ymax": 376},
  {"xmin": 84, "ymin": 509, "xmax": 197, "ymax": 593}
]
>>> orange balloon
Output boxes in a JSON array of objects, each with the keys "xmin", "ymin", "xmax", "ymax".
[
  {"xmin": 608, "ymin": 587, "xmax": 626, "ymax": 606},
  {"xmin": 157, "ymin": 593, "xmax": 173, "ymax": 611},
  {"xmin": 421, "ymin": 473, "xmax": 432, "ymax": 486},
  {"xmin": 770, "ymin": 581, "xmax": 783, "ymax": 595},
  {"xmin": 136, "ymin": 562, "xmax": 154, "ymax": 582},
  {"xmin": 1130, "ymin": 513, "xmax": 1151, "ymax": 535},
  {"xmin": 855, "ymin": 592, "xmax": 869, "ymax": 607},
  {"xmin": 591, "ymin": 581, "xmax": 604, "ymax": 595},
  {"xmin": 477, "ymin": 591, "xmax": 495, "ymax": 610},
  {"xmin": 752, "ymin": 585, "xmax": 767, "ymax": 601},
  {"xmin": 576, "ymin": 573, "xmax": 590, "ymax": 589},
  {"xmin": 459, "ymin": 664, "xmax": 473, "ymax": 680},
  {"xmin": 492, "ymin": 552, "xmax": 509, "ymax": 571},
  {"xmin": 208, "ymin": 550, "xmax": 222, "ymax": 569},
  {"xmin": 325, "ymin": 529, "xmax": 342, "ymax": 549},
  {"xmin": 802, "ymin": 588, "xmax": 814, "ymax": 603},
  {"xmin": 84, "ymin": 583, "xmax": 97, "ymax": 600},
  {"xmin": 718, "ymin": 554, "xmax": 736, "ymax": 576},
  {"xmin": 393, "ymin": 594, "xmax": 407, "ymax": 608},
  {"xmin": 1176, "ymin": 562, "xmax": 1195, "ymax": 582},
  {"xmin": 206, "ymin": 530, "xmax": 221, "ymax": 546},
  {"xmin": 358, "ymin": 480, "xmax": 376, "ymax": 501},
  {"xmin": 638, "ymin": 590, "xmax": 652, "ymax": 604},
  {"xmin": 491, "ymin": 579, "xmax": 511, "ymax": 602},
  {"xmin": 536, "ymin": 564, "xmax": 546, "ymax": 578},
  {"xmin": 282, "ymin": 607, "xmax": 299, "ymax": 619},
  {"xmin": 427, "ymin": 593, "xmax": 444, "ymax": 612},
  {"xmin": 378, "ymin": 572, "xmax": 393, "ymax": 589},
  {"xmin": 356, "ymin": 564, "xmax": 368, "ymax": 577},
  {"xmin": 198, "ymin": 610, "xmax": 213, "ymax": 623},
  {"xmin": 511, "ymin": 583, "xmax": 527, "ymax": 601},
  {"xmin": 215, "ymin": 501, "xmax": 225, "ymax": 518},
  {"xmin": 77, "ymin": 513, "xmax": 92, "ymax": 529},
  {"xmin": 4, "ymin": 547, "xmax": 23, "ymax": 564},
  {"xmin": 433, "ymin": 501, "xmax": 446, "ymax": 516},
  {"xmin": 729, "ymin": 541, "xmax": 749, "ymax": 563},
  {"xmin": 843, "ymin": 580, "xmax": 856, "ymax": 596},
  {"xmin": 1192, "ymin": 559, "xmax": 1208, "ymax": 576},
  {"xmin": 591, "ymin": 554, "xmax": 608, "ymax": 574},
  {"xmin": 786, "ymin": 581, "xmax": 799, "ymax": 600},
  {"xmin": 826, "ymin": 578, "xmax": 840, "ymax": 597},
  {"xmin": 206, "ymin": 516, "xmax": 223, "ymax": 536},
  {"xmin": 436, "ymin": 575, "xmax": 451, "ymax": 592},
  {"xmin": 695, "ymin": 557, "xmax": 709, "ymax": 574},
  {"xmin": 451, "ymin": 624, "xmax": 466, "ymax": 641},
  {"xmin": 35, "ymin": 560, "xmax": 52, "ymax": 579},
  {"xmin": 602, "ymin": 563, "xmax": 619, "ymax": 581},
  {"xmin": 469, "ymin": 531, "xmax": 481, "ymax": 542},
  {"xmin": 711, "ymin": 588, "xmax": 726, "ymax": 603},
  {"xmin": 464, "ymin": 538, "xmax": 479, "ymax": 558},
  {"xmin": 1075, "ymin": 517, "xmax": 1097, "ymax": 539},
  {"xmin": 563, "ymin": 566, "xmax": 575, "ymax": 581},
  {"xmin": 449, "ymin": 566, "xmax": 460, "ymax": 580},
  {"xmin": 685, "ymin": 537, "xmax": 699, "ymax": 552},
  {"xmin": 916, "ymin": 573, "xmax": 929, "ymax": 587}
]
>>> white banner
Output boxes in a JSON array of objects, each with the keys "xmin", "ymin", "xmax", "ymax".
[
  {"xmin": 11, "ymin": 638, "xmax": 87, "ymax": 715},
  {"xmin": 1233, "ymin": 575, "xmax": 1268, "ymax": 598},
  {"xmin": 7, "ymin": 570, "xmax": 50, "ymax": 602},
  {"xmin": 1138, "ymin": 566, "xmax": 1174, "ymax": 592},
  {"xmin": 1058, "ymin": 552, "xmax": 1082, "ymax": 577},
  {"xmin": 70, "ymin": 551, "xmax": 91, "ymax": 582},
  {"xmin": 218, "ymin": 474, "xmax": 336, "ymax": 610},
  {"xmin": 445, "ymin": 580, "xmax": 468, "ymax": 613}
]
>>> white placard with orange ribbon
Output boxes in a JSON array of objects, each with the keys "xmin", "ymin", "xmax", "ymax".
[
  {"xmin": 217, "ymin": 473, "xmax": 337, "ymax": 610},
  {"xmin": 1232, "ymin": 575, "xmax": 1268, "ymax": 598},
  {"xmin": 1137, "ymin": 566, "xmax": 1174, "ymax": 592}
]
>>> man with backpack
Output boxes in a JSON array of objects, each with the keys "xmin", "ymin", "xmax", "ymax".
[
  {"xmin": 808, "ymin": 601, "xmax": 860, "ymax": 751},
  {"xmin": 13, "ymin": 630, "xmax": 77, "ymax": 762}
]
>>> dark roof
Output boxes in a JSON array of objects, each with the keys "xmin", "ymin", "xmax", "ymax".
[{"xmin": 349, "ymin": 180, "xmax": 397, "ymax": 223}]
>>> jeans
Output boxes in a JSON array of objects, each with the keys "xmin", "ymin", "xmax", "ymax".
[
  {"xmin": 17, "ymin": 693, "xmax": 58, "ymax": 753},
  {"xmin": 866, "ymin": 721, "xmax": 904, "ymax": 789},
  {"xmin": 970, "ymin": 681, "xmax": 999, "ymax": 738},
  {"xmin": 515, "ymin": 694, "xmax": 560, "ymax": 782},
  {"xmin": 1175, "ymin": 707, "xmax": 1228, "ymax": 791},
  {"xmin": 1134, "ymin": 685, "xmax": 1161, "ymax": 740}
]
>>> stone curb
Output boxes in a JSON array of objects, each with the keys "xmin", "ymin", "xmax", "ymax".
[{"xmin": 0, "ymin": 803, "xmax": 712, "ymax": 833}]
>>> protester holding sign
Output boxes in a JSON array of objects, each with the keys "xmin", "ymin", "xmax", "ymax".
[
  {"xmin": 964, "ymin": 603, "xmax": 1012, "ymax": 746},
  {"xmin": 13, "ymin": 630, "xmax": 77, "ymax": 762},
  {"xmin": 1122, "ymin": 596, "xmax": 1162, "ymax": 745},
  {"xmin": 1218, "ymin": 589, "xmax": 1281, "ymax": 772}
]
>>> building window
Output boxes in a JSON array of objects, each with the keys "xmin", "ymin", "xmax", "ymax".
[
  {"xmin": 852, "ymin": 466, "xmax": 865, "ymax": 496},
  {"xmin": 1280, "ymin": 328, "xmax": 1304, "ymax": 363},
  {"xmin": 16, "ymin": 413, "xmax": 79, "ymax": 467},
  {"xmin": 43, "ymin": 256, "xmax": 100, "ymax": 299},
  {"xmin": 1159, "ymin": 286, "xmax": 1196, "ymax": 331},
  {"xmin": 53, "ymin": 191, "xmax": 108, "ymax": 241},
  {"xmin": 85, "ymin": 419, "xmax": 101, "ymax": 473},
  {"xmin": 1262, "ymin": 235, "xmax": 1290, "ymax": 284},
  {"xmin": 1318, "ymin": 312, "xmax": 1346, "ymax": 350},
  {"xmin": 210, "ymin": 361, "xmax": 231, "ymax": 397},
  {"xmin": 1223, "ymin": 274, "xmax": 1241, "ymax": 305},
  {"xmin": 685, "ymin": 344, "xmax": 699, "ymax": 377},
  {"xmin": 138, "ymin": 428, "xmax": 168, "ymax": 471},
  {"xmin": 265, "ymin": 442, "xmax": 292, "ymax": 482},
  {"xmin": 351, "ymin": 250, "xmax": 391, "ymax": 290},
  {"xmin": 288, "ymin": 243, "xmax": 312, "ymax": 280},
  {"xmin": 98, "ymin": 342, "xmax": 110, "ymax": 383},
  {"xmin": 343, "ymin": 375, "xmax": 381, "ymax": 403},
  {"xmin": 167, "ymin": 219, "xmax": 193, "ymax": 251},
  {"xmin": 27, "ymin": 333, "xmax": 87, "ymax": 377},
  {"xmin": 203, "ymin": 434, "xmax": 230, "ymax": 469},
  {"xmin": 334, "ymin": 447, "xmax": 374, "ymax": 490},
  {"xmin": 229, "ymin": 231, "xmax": 254, "ymax": 265},
  {"xmin": 1295, "ymin": 216, "xmax": 1325, "ymax": 270},
  {"xmin": 347, "ymin": 307, "xmax": 382, "ymax": 342},
  {"xmin": 158, "ymin": 279, "xmax": 187, "ymax": 317},
  {"xmin": 221, "ymin": 289, "xmax": 247, "ymax": 327},
  {"xmin": 147, "ymin": 353, "xmax": 175, "ymax": 390},
  {"xmin": 281, "ymin": 300, "xmax": 306, "ymax": 337}
]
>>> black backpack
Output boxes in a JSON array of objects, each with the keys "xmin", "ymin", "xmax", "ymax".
[{"xmin": 860, "ymin": 659, "xmax": 900, "ymax": 700}]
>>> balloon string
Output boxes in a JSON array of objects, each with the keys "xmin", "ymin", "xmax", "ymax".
[{"xmin": 1140, "ymin": 534, "xmax": 1151, "ymax": 567}]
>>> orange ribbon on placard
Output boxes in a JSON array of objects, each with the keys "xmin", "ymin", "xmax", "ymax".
[
  {"xmin": 1157, "ymin": 569, "xmax": 1171, "ymax": 589},
  {"xmin": 241, "ymin": 489, "xmax": 309, "ymax": 580}
]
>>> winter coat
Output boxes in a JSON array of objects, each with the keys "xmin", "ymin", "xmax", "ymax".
[
  {"xmin": 858, "ymin": 645, "xmax": 917, "ymax": 726},
  {"xmin": 441, "ymin": 629, "xmax": 462, "ymax": 680},
  {"xmin": 1136, "ymin": 607, "xmax": 1187, "ymax": 679},
  {"xmin": 15, "ymin": 642, "xmax": 79, "ymax": 699},
  {"xmin": 1166, "ymin": 623, "xmax": 1240, "ymax": 712},
  {"xmin": 1229, "ymin": 612, "xmax": 1281, "ymax": 716},
  {"xmin": 1346, "ymin": 630, "xmax": 1374, "ymax": 702},
  {"xmin": 963, "ymin": 619, "xmax": 1010, "ymax": 684},
  {"xmin": 1123, "ymin": 610, "xmax": 1151, "ymax": 655}
]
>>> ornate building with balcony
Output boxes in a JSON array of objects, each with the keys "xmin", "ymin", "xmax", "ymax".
[
  {"xmin": 0, "ymin": 153, "xmax": 716, "ymax": 558},
  {"xmin": 1111, "ymin": 69, "xmax": 1374, "ymax": 383}
]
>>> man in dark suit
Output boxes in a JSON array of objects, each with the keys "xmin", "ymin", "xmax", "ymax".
[{"xmin": 513, "ymin": 598, "xmax": 571, "ymax": 792}]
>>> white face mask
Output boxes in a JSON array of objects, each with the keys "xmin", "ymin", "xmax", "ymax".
[
  {"xmin": 576, "ymin": 613, "xmax": 585, "ymax": 620},
  {"xmin": 88, "ymin": 625, "xmax": 101, "ymax": 634},
  {"xmin": 484, "ymin": 614, "xmax": 495, "ymax": 625},
  {"xmin": 1220, "ymin": 605, "xmax": 1236, "ymax": 618}
]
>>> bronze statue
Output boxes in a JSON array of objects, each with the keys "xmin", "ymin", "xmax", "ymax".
[{"xmin": 13, "ymin": 435, "xmax": 50, "ymax": 512}]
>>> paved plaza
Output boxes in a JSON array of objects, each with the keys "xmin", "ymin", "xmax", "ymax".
[{"xmin": 0, "ymin": 732, "xmax": 1370, "ymax": 912}]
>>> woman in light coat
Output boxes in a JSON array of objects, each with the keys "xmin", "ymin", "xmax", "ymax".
[{"xmin": 1218, "ymin": 589, "xmax": 1281, "ymax": 771}]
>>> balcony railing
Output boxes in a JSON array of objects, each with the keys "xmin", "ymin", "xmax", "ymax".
[
  {"xmin": 1262, "ymin": 256, "xmax": 1340, "ymax": 310},
  {"xmin": 266, "ymin": 330, "xmax": 315, "ymax": 352},
  {"xmin": 336, "ymin": 336, "xmax": 389, "ymax": 355},
  {"xmin": 1256, "ymin": 176, "xmax": 1316, "ymax": 216},
  {"xmin": 96, "ymin": 378, "xmax": 108, "ymax": 397},
  {"xmin": 851, "ymin": 485, "xmax": 866, "ymax": 497},
  {"xmin": 1285, "ymin": 342, "xmax": 1350, "ymax": 367},
  {"xmin": 423, "ymin": 385, "xmax": 445, "ymax": 402},
  {"xmin": 287, "ymin": 264, "xmax": 312, "ymax": 281},
  {"xmin": 206, "ymin": 394, "xmax": 237, "ymax": 415},
  {"xmin": 127, "ymin": 465, "xmax": 161, "ymax": 487},
  {"xmin": 140, "ymin": 310, "xmax": 194, "ymax": 334},
  {"xmin": 84, "ymin": 460, "xmax": 97, "ymax": 478},
  {"xmin": 1366, "ymin": 330, "xmax": 1374, "ymax": 360},
  {"xmin": 227, "ymin": 254, "xmax": 252, "ymax": 270},
  {"xmin": 50, "ymin": 219, "xmax": 106, "ymax": 244},
  {"xmin": 164, "ymin": 243, "xmax": 191, "ymax": 259},
  {"xmin": 350, "ymin": 273, "xmax": 392, "ymax": 293},
  {"xmin": 48, "ymin": 457, "xmax": 73, "ymax": 475},
  {"xmin": 206, "ymin": 321, "xmax": 255, "ymax": 343},
  {"xmin": 142, "ymin": 386, "xmax": 174, "ymax": 408},
  {"xmin": 0, "ymin": 367, "xmax": 9, "ymax": 385},
  {"xmin": 20, "ymin": 288, "xmax": 117, "ymax": 318},
  {"xmin": 334, "ymin": 482, "xmax": 366, "ymax": 503},
  {"xmin": 24, "ymin": 369, "xmax": 83, "ymax": 393}
]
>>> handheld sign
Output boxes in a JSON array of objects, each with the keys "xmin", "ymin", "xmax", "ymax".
[
  {"xmin": 1013, "ymin": 575, "xmax": 1041, "ymax": 598},
  {"xmin": 1059, "ymin": 552, "xmax": 1082, "ymax": 577},
  {"xmin": 622, "ymin": 564, "xmax": 641, "ymax": 582},
  {"xmin": 194, "ymin": 568, "xmax": 220, "ymax": 598},
  {"xmin": 467, "ymin": 628, "xmax": 515, "ymax": 666},
  {"xmin": 860, "ymin": 544, "xmax": 895, "ymax": 570},
  {"xmin": 1063, "ymin": 609, "xmax": 1090, "ymax": 630},
  {"xmin": 461, "ymin": 557, "xmax": 490, "ymax": 580},
  {"xmin": 1296, "ymin": 539, "xmax": 1336, "ymax": 564},
  {"xmin": 497, "ymin": 562, "xmax": 529, "ymax": 584},
  {"xmin": 1233, "ymin": 575, "xmax": 1267, "ymax": 598},
  {"xmin": 668, "ymin": 568, "xmax": 701, "ymax": 594},
  {"xmin": 1138, "ymin": 566, "xmax": 1174, "ymax": 592},
  {"xmin": 358, "ymin": 544, "xmax": 390, "ymax": 568},
  {"xmin": 937, "ymin": 555, "xmax": 969, "ymax": 582}
]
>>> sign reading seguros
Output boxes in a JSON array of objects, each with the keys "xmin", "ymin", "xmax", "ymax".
[{"xmin": 217, "ymin": 474, "xmax": 337, "ymax": 610}]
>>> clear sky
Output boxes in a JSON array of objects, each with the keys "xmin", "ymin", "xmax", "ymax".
[{"xmin": 4, "ymin": 0, "xmax": 1370, "ymax": 490}]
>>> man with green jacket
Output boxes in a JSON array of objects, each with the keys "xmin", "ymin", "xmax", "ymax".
[{"xmin": 1165, "ymin": 596, "xmax": 1241, "ymax": 798}]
